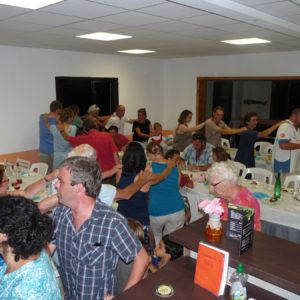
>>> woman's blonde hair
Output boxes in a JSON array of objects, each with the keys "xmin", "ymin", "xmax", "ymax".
[
  {"xmin": 59, "ymin": 108, "xmax": 74, "ymax": 123},
  {"xmin": 146, "ymin": 141, "xmax": 163, "ymax": 156}
]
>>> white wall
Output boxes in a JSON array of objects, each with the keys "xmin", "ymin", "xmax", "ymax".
[
  {"xmin": 0, "ymin": 46, "xmax": 163, "ymax": 154},
  {"xmin": 2, "ymin": 46, "xmax": 300, "ymax": 154},
  {"xmin": 162, "ymin": 51, "xmax": 300, "ymax": 130}
]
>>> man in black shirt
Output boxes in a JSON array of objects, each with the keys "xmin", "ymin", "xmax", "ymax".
[{"xmin": 235, "ymin": 112, "xmax": 284, "ymax": 168}]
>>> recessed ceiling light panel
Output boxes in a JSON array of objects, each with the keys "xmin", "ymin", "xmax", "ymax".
[
  {"xmin": 0, "ymin": 0, "xmax": 64, "ymax": 9},
  {"xmin": 221, "ymin": 38, "xmax": 271, "ymax": 45},
  {"xmin": 76, "ymin": 32, "xmax": 132, "ymax": 41},
  {"xmin": 117, "ymin": 49, "xmax": 156, "ymax": 54}
]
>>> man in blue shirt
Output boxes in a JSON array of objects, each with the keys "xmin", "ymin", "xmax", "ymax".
[
  {"xmin": 39, "ymin": 100, "xmax": 62, "ymax": 173},
  {"xmin": 48, "ymin": 156, "xmax": 149, "ymax": 299},
  {"xmin": 182, "ymin": 133, "xmax": 214, "ymax": 171}
]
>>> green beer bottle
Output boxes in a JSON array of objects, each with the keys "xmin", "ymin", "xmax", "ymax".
[{"xmin": 274, "ymin": 173, "xmax": 281, "ymax": 200}]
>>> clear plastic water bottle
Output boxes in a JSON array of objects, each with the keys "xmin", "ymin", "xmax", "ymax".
[{"xmin": 229, "ymin": 264, "xmax": 248, "ymax": 300}]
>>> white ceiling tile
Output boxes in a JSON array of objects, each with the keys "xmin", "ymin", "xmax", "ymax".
[
  {"xmin": 0, "ymin": 4, "xmax": 30, "ymax": 21},
  {"xmin": 0, "ymin": 0, "xmax": 299, "ymax": 58},
  {"xmin": 137, "ymin": 2, "xmax": 207, "ymax": 19},
  {"xmin": 178, "ymin": 27, "xmax": 230, "ymax": 38},
  {"xmin": 106, "ymin": 27, "xmax": 157, "ymax": 37},
  {"xmin": 64, "ymin": 20, "xmax": 123, "ymax": 31},
  {"xmin": 10, "ymin": 11, "xmax": 84, "ymax": 26},
  {"xmin": 37, "ymin": 27, "xmax": 89, "ymax": 37},
  {"xmin": 282, "ymin": 14, "xmax": 300, "ymax": 25},
  {"xmin": 87, "ymin": 0, "xmax": 165, "ymax": 10},
  {"xmin": 245, "ymin": 29, "xmax": 297, "ymax": 41},
  {"xmin": 233, "ymin": 1, "xmax": 283, "ymax": 7},
  {"xmin": 98, "ymin": 11, "xmax": 168, "ymax": 26},
  {"xmin": 182, "ymin": 14, "xmax": 237, "ymax": 27},
  {"xmin": 142, "ymin": 21, "xmax": 200, "ymax": 33},
  {"xmin": 215, "ymin": 22, "xmax": 262, "ymax": 33},
  {"xmin": 41, "ymin": 0, "xmax": 125, "ymax": 19},
  {"xmin": 0, "ymin": 20, "xmax": 51, "ymax": 32},
  {"xmin": 254, "ymin": 1, "xmax": 300, "ymax": 17}
]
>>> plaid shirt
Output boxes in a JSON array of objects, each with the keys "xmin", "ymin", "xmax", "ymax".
[
  {"xmin": 181, "ymin": 143, "xmax": 214, "ymax": 166},
  {"xmin": 53, "ymin": 200, "xmax": 142, "ymax": 299}
]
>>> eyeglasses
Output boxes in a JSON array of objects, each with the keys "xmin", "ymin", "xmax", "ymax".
[{"xmin": 210, "ymin": 180, "xmax": 225, "ymax": 188}]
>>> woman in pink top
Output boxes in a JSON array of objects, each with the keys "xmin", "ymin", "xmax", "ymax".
[{"xmin": 206, "ymin": 161, "xmax": 261, "ymax": 231}]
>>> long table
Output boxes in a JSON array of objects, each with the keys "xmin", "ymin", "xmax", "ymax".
[
  {"xmin": 170, "ymin": 217, "xmax": 300, "ymax": 298},
  {"xmin": 114, "ymin": 256, "xmax": 284, "ymax": 300},
  {"xmin": 183, "ymin": 172, "xmax": 300, "ymax": 244},
  {"xmin": 227, "ymin": 147, "xmax": 273, "ymax": 171}
]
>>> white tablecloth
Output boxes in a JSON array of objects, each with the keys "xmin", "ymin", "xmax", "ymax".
[
  {"xmin": 8, "ymin": 172, "xmax": 47, "ymax": 201},
  {"xmin": 183, "ymin": 172, "xmax": 300, "ymax": 231},
  {"xmin": 228, "ymin": 148, "xmax": 273, "ymax": 171}
]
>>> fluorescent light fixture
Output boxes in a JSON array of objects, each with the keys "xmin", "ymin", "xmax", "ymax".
[
  {"xmin": 0, "ymin": 0, "xmax": 64, "ymax": 9},
  {"xmin": 221, "ymin": 38, "xmax": 271, "ymax": 45},
  {"xmin": 76, "ymin": 32, "xmax": 132, "ymax": 41},
  {"xmin": 117, "ymin": 49, "xmax": 156, "ymax": 54}
]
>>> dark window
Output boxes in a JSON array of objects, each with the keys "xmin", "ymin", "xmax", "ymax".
[{"xmin": 55, "ymin": 77, "xmax": 118, "ymax": 116}]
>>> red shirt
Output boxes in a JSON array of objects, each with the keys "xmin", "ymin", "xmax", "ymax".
[
  {"xmin": 114, "ymin": 134, "xmax": 130, "ymax": 151},
  {"xmin": 68, "ymin": 130, "xmax": 118, "ymax": 171}
]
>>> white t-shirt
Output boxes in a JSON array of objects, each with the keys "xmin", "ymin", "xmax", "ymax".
[
  {"xmin": 273, "ymin": 120, "xmax": 300, "ymax": 172},
  {"xmin": 105, "ymin": 114, "xmax": 130, "ymax": 135},
  {"xmin": 98, "ymin": 184, "xmax": 117, "ymax": 207},
  {"xmin": 148, "ymin": 134, "xmax": 166, "ymax": 144}
]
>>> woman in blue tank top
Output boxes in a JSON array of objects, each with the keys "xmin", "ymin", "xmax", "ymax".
[
  {"xmin": 146, "ymin": 142, "xmax": 185, "ymax": 245},
  {"xmin": 116, "ymin": 142, "xmax": 174, "ymax": 254}
]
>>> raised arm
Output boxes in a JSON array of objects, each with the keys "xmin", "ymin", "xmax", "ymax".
[
  {"xmin": 114, "ymin": 169, "xmax": 154, "ymax": 201},
  {"xmin": 23, "ymin": 169, "xmax": 59, "ymax": 199},
  {"xmin": 217, "ymin": 126, "xmax": 247, "ymax": 135},
  {"xmin": 103, "ymin": 164, "xmax": 122, "ymax": 180},
  {"xmin": 258, "ymin": 120, "xmax": 286, "ymax": 138},
  {"xmin": 149, "ymin": 159, "xmax": 176, "ymax": 185},
  {"xmin": 43, "ymin": 114, "xmax": 51, "ymax": 130},
  {"xmin": 37, "ymin": 194, "xmax": 59, "ymax": 214},
  {"xmin": 177, "ymin": 119, "xmax": 209, "ymax": 134},
  {"xmin": 113, "ymin": 151, "xmax": 120, "ymax": 165}
]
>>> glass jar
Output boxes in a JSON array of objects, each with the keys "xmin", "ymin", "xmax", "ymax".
[{"xmin": 205, "ymin": 214, "xmax": 222, "ymax": 242}]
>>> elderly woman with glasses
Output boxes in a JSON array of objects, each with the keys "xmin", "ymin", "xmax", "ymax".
[{"xmin": 206, "ymin": 162, "xmax": 261, "ymax": 231}]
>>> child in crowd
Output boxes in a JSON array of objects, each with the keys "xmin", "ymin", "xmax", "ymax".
[
  {"xmin": 148, "ymin": 122, "xmax": 173, "ymax": 150},
  {"xmin": 149, "ymin": 235, "xmax": 183, "ymax": 273},
  {"xmin": 115, "ymin": 218, "xmax": 146, "ymax": 295}
]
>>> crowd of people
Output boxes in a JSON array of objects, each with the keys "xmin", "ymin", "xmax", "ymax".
[{"xmin": 1, "ymin": 100, "xmax": 300, "ymax": 299}]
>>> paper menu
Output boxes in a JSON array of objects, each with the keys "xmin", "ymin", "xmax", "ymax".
[{"xmin": 194, "ymin": 242, "xmax": 229, "ymax": 296}]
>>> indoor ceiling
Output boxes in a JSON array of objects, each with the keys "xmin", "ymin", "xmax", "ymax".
[{"xmin": 1, "ymin": 0, "xmax": 300, "ymax": 58}]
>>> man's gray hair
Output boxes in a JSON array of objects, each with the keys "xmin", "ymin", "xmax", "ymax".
[
  {"xmin": 206, "ymin": 161, "xmax": 238, "ymax": 185},
  {"xmin": 68, "ymin": 144, "xmax": 97, "ymax": 161},
  {"xmin": 60, "ymin": 156, "xmax": 102, "ymax": 198}
]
